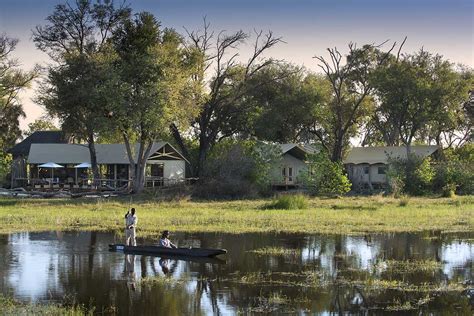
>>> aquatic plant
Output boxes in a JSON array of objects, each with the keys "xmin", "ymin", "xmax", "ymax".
[{"xmin": 248, "ymin": 247, "xmax": 301, "ymax": 256}]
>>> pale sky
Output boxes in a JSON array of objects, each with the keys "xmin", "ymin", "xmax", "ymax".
[{"xmin": 1, "ymin": 0, "xmax": 473, "ymax": 130}]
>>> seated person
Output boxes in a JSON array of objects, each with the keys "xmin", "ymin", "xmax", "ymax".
[{"xmin": 159, "ymin": 230, "xmax": 177, "ymax": 248}]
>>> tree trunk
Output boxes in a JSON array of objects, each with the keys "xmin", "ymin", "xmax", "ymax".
[
  {"xmin": 87, "ymin": 132, "xmax": 100, "ymax": 185},
  {"xmin": 122, "ymin": 133, "xmax": 135, "ymax": 192},
  {"xmin": 331, "ymin": 135, "xmax": 344, "ymax": 162},
  {"xmin": 196, "ymin": 135, "xmax": 210, "ymax": 177},
  {"xmin": 132, "ymin": 142, "xmax": 153, "ymax": 193}
]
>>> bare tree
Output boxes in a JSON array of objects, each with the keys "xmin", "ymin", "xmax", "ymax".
[
  {"xmin": 170, "ymin": 19, "xmax": 283, "ymax": 175},
  {"xmin": 311, "ymin": 41, "xmax": 398, "ymax": 161}
]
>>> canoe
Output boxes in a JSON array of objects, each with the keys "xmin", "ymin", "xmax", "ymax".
[{"xmin": 109, "ymin": 244, "xmax": 227, "ymax": 257}]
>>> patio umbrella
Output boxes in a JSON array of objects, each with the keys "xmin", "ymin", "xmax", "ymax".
[
  {"xmin": 73, "ymin": 162, "xmax": 91, "ymax": 184},
  {"xmin": 38, "ymin": 162, "xmax": 64, "ymax": 181},
  {"xmin": 74, "ymin": 162, "xmax": 91, "ymax": 168}
]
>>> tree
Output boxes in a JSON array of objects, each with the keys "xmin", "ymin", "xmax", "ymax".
[
  {"xmin": 37, "ymin": 52, "xmax": 114, "ymax": 181},
  {"xmin": 0, "ymin": 34, "xmax": 38, "ymax": 153},
  {"xmin": 108, "ymin": 12, "xmax": 197, "ymax": 192},
  {"xmin": 369, "ymin": 49, "xmax": 472, "ymax": 151},
  {"xmin": 33, "ymin": 0, "xmax": 130, "ymax": 181},
  {"xmin": 312, "ymin": 42, "xmax": 398, "ymax": 162},
  {"xmin": 23, "ymin": 118, "xmax": 59, "ymax": 137},
  {"xmin": 240, "ymin": 64, "xmax": 326, "ymax": 143},
  {"xmin": 422, "ymin": 67, "xmax": 473, "ymax": 148},
  {"xmin": 170, "ymin": 20, "xmax": 282, "ymax": 176}
]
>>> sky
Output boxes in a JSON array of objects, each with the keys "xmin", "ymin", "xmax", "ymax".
[{"xmin": 1, "ymin": 0, "xmax": 473, "ymax": 130}]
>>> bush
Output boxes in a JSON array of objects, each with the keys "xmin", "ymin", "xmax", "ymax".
[
  {"xmin": 434, "ymin": 145, "xmax": 474, "ymax": 195},
  {"xmin": 441, "ymin": 183, "xmax": 456, "ymax": 198},
  {"xmin": 194, "ymin": 141, "xmax": 282, "ymax": 198},
  {"xmin": 265, "ymin": 194, "xmax": 308, "ymax": 210},
  {"xmin": 301, "ymin": 152, "xmax": 351, "ymax": 196},
  {"xmin": 0, "ymin": 153, "xmax": 12, "ymax": 188},
  {"xmin": 398, "ymin": 197, "xmax": 409, "ymax": 207},
  {"xmin": 387, "ymin": 155, "xmax": 435, "ymax": 196}
]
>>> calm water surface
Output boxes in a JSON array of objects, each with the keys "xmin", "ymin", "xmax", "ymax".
[{"xmin": 0, "ymin": 231, "xmax": 472, "ymax": 315}]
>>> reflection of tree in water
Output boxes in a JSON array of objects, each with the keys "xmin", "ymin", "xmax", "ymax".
[{"xmin": 1, "ymin": 231, "xmax": 472, "ymax": 314}]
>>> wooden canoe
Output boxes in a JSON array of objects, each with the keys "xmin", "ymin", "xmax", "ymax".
[{"xmin": 109, "ymin": 244, "xmax": 227, "ymax": 257}]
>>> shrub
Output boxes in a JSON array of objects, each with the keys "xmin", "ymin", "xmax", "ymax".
[
  {"xmin": 194, "ymin": 141, "xmax": 282, "ymax": 198},
  {"xmin": 441, "ymin": 183, "xmax": 456, "ymax": 198},
  {"xmin": 434, "ymin": 145, "xmax": 474, "ymax": 195},
  {"xmin": 265, "ymin": 194, "xmax": 308, "ymax": 210},
  {"xmin": 0, "ymin": 153, "xmax": 12, "ymax": 188},
  {"xmin": 387, "ymin": 155, "xmax": 435, "ymax": 196},
  {"xmin": 301, "ymin": 151, "xmax": 351, "ymax": 196},
  {"xmin": 398, "ymin": 197, "xmax": 409, "ymax": 207}
]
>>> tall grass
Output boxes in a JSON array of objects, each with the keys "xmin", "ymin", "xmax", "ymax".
[
  {"xmin": 0, "ymin": 195, "xmax": 472, "ymax": 235},
  {"xmin": 264, "ymin": 194, "xmax": 308, "ymax": 210}
]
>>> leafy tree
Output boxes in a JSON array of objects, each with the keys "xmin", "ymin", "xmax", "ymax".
[
  {"xmin": 33, "ymin": 0, "xmax": 130, "ymax": 181},
  {"xmin": 0, "ymin": 34, "xmax": 38, "ymax": 153},
  {"xmin": 369, "ymin": 50, "xmax": 472, "ymax": 151},
  {"xmin": 241, "ymin": 64, "xmax": 327, "ymax": 143},
  {"xmin": 170, "ymin": 20, "xmax": 282, "ymax": 176},
  {"xmin": 23, "ymin": 118, "xmax": 59, "ymax": 137},
  {"xmin": 312, "ymin": 42, "xmax": 398, "ymax": 162},
  {"xmin": 301, "ymin": 151, "xmax": 351, "ymax": 196},
  {"xmin": 108, "ymin": 12, "xmax": 198, "ymax": 192},
  {"xmin": 37, "ymin": 52, "xmax": 115, "ymax": 181}
]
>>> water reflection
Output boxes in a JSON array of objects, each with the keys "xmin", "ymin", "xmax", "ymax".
[{"xmin": 0, "ymin": 231, "xmax": 472, "ymax": 314}]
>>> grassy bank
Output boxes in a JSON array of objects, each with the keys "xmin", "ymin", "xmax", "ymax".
[{"xmin": 0, "ymin": 195, "xmax": 472, "ymax": 236}]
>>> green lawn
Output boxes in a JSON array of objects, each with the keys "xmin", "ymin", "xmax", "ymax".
[{"xmin": 0, "ymin": 195, "xmax": 472, "ymax": 237}]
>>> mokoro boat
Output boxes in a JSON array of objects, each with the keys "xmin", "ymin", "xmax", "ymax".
[{"xmin": 109, "ymin": 244, "xmax": 227, "ymax": 257}]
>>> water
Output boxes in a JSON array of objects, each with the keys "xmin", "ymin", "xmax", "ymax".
[{"xmin": 0, "ymin": 231, "xmax": 472, "ymax": 315}]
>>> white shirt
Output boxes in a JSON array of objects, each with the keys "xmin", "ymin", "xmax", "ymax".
[
  {"xmin": 125, "ymin": 213, "xmax": 137, "ymax": 229},
  {"xmin": 159, "ymin": 238, "xmax": 172, "ymax": 248}
]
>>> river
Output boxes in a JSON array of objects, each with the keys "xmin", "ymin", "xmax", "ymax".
[{"xmin": 0, "ymin": 231, "xmax": 472, "ymax": 314}]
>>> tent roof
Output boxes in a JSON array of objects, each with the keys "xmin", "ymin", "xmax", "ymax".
[
  {"xmin": 344, "ymin": 145, "xmax": 439, "ymax": 165},
  {"xmin": 279, "ymin": 143, "xmax": 318, "ymax": 160},
  {"xmin": 28, "ymin": 142, "xmax": 186, "ymax": 164}
]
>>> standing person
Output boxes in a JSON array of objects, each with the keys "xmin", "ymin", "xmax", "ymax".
[{"xmin": 125, "ymin": 208, "xmax": 137, "ymax": 246}]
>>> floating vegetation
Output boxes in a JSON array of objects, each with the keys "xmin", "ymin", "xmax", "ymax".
[
  {"xmin": 0, "ymin": 295, "xmax": 92, "ymax": 316},
  {"xmin": 139, "ymin": 276, "xmax": 189, "ymax": 286},
  {"xmin": 248, "ymin": 247, "xmax": 302, "ymax": 256},
  {"xmin": 376, "ymin": 259, "xmax": 443, "ymax": 273}
]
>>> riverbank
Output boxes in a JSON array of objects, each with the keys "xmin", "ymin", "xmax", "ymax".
[{"xmin": 0, "ymin": 195, "xmax": 472, "ymax": 237}]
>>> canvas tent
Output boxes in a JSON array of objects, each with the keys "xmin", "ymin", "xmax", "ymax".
[
  {"xmin": 344, "ymin": 145, "xmax": 439, "ymax": 190},
  {"xmin": 26, "ymin": 142, "xmax": 188, "ymax": 187},
  {"xmin": 271, "ymin": 143, "xmax": 318, "ymax": 187}
]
